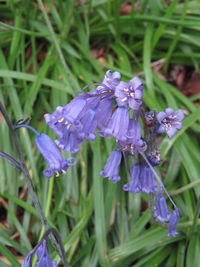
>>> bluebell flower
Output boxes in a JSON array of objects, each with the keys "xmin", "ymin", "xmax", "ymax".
[
  {"xmin": 100, "ymin": 150, "xmax": 122, "ymax": 183},
  {"xmin": 123, "ymin": 164, "xmax": 141, "ymax": 192},
  {"xmin": 55, "ymin": 128, "xmax": 82, "ymax": 154},
  {"xmin": 154, "ymin": 190, "xmax": 170, "ymax": 222},
  {"xmin": 125, "ymin": 117, "xmax": 142, "ymax": 144},
  {"xmin": 36, "ymin": 240, "xmax": 57, "ymax": 267},
  {"xmin": 96, "ymin": 70, "xmax": 121, "ymax": 93},
  {"xmin": 168, "ymin": 207, "xmax": 180, "ymax": 237},
  {"xmin": 96, "ymin": 98, "xmax": 113, "ymax": 131},
  {"xmin": 44, "ymin": 96, "xmax": 87, "ymax": 138},
  {"xmin": 21, "ymin": 253, "xmax": 32, "ymax": 267},
  {"xmin": 115, "ymin": 76, "xmax": 143, "ymax": 110},
  {"xmin": 35, "ymin": 133, "xmax": 76, "ymax": 178},
  {"xmin": 140, "ymin": 165, "xmax": 157, "ymax": 194},
  {"xmin": 101, "ymin": 107, "xmax": 129, "ymax": 141},
  {"xmin": 156, "ymin": 108, "xmax": 184, "ymax": 138},
  {"xmin": 78, "ymin": 109, "xmax": 97, "ymax": 141}
]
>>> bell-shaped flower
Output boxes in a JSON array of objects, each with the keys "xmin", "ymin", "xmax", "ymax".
[
  {"xmin": 100, "ymin": 150, "xmax": 122, "ymax": 183},
  {"xmin": 154, "ymin": 190, "xmax": 170, "ymax": 222},
  {"xmin": 96, "ymin": 98, "xmax": 113, "ymax": 131},
  {"xmin": 115, "ymin": 76, "xmax": 143, "ymax": 110},
  {"xmin": 123, "ymin": 164, "xmax": 141, "ymax": 193},
  {"xmin": 140, "ymin": 165, "xmax": 157, "ymax": 194},
  {"xmin": 156, "ymin": 108, "xmax": 184, "ymax": 138},
  {"xmin": 55, "ymin": 128, "xmax": 82, "ymax": 154},
  {"xmin": 44, "ymin": 96, "xmax": 87, "ymax": 137},
  {"xmin": 101, "ymin": 107, "xmax": 129, "ymax": 141},
  {"xmin": 78, "ymin": 109, "xmax": 97, "ymax": 141},
  {"xmin": 35, "ymin": 133, "xmax": 76, "ymax": 178},
  {"xmin": 168, "ymin": 207, "xmax": 180, "ymax": 237},
  {"xmin": 21, "ymin": 252, "xmax": 32, "ymax": 267},
  {"xmin": 36, "ymin": 240, "xmax": 57, "ymax": 267}
]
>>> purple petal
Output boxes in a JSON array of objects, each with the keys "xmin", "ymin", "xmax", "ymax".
[
  {"xmin": 100, "ymin": 150, "xmax": 122, "ymax": 183},
  {"xmin": 130, "ymin": 76, "xmax": 144, "ymax": 91},
  {"xmin": 165, "ymin": 107, "xmax": 174, "ymax": 115},
  {"xmin": 176, "ymin": 109, "xmax": 184, "ymax": 121},
  {"xmin": 123, "ymin": 164, "xmax": 141, "ymax": 192},
  {"xmin": 168, "ymin": 208, "xmax": 180, "ymax": 237},
  {"xmin": 128, "ymin": 98, "xmax": 141, "ymax": 110},
  {"xmin": 156, "ymin": 112, "xmax": 166, "ymax": 122},
  {"xmin": 167, "ymin": 127, "xmax": 177, "ymax": 139}
]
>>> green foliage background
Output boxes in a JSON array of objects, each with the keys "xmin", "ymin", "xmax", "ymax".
[{"xmin": 0, "ymin": 0, "xmax": 200, "ymax": 266}]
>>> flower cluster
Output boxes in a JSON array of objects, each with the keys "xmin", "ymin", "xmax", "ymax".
[{"xmin": 44, "ymin": 70, "xmax": 184, "ymax": 237}]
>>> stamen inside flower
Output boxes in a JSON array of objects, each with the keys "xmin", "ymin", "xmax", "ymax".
[{"xmin": 58, "ymin": 117, "xmax": 64, "ymax": 123}]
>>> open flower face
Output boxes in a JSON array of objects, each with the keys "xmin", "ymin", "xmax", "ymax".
[{"xmin": 115, "ymin": 77, "xmax": 143, "ymax": 110}]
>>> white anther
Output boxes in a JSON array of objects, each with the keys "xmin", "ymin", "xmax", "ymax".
[
  {"xmin": 58, "ymin": 117, "xmax": 64, "ymax": 123},
  {"xmin": 67, "ymin": 123, "xmax": 71, "ymax": 129},
  {"xmin": 55, "ymin": 171, "xmax": 59, "ymax": 177},
  {"xmin": 121, "ymin": 97, "xmax": 127, "ymax": 102},
  {"xmin": 62, "ymin": 169, "xmax": 66, "ymax": 174}
]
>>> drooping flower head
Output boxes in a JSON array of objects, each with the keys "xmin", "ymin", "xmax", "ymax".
[
  {"xmin": 156, "ymin": 108, "xmax": 184, "ymax": 138},
  {"xmin": 115, "ymin": 76, "xmax": 143, "ymax": 110},
  {"xmin": 100, "ymin": 107, "xmax": 129, "ymax": 141},
  {"xmin": 153, "ymin": 189, "xmax": 170, "ymax": 223},
  {"xmin": 168, "ymin": 207, "xmax": 180, "ymax": 237},
  {"xmin": 140, "ymin": 165, "xmax": 157, "ymax": 194},
  {"xmin": 123, "ymin": 164, "xmax": 157, "ymax": 194},
  {"xmin": 35, "ymin": 133, "xmax": 76, "ymax": 178},
  {"xmin": 100, "ymin": 150, "xmax": 122, "ymax": 183},
  {"xmin": 36, "ymin": 240, "xmax": 57, "ymax": 267},
  {"xmin": 21, "ymin": 252, "xmax": 32, "ymax": 267},
  {"xmin": 123, "ymin": 164, "xmax": 141, "ymax": 193}
]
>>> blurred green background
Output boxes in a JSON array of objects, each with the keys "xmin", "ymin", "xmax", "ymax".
[{"xmin": 0, "ymin": 0, "xmax": 200, "ymax": 266}]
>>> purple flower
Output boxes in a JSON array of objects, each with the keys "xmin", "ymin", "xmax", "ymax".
[
  {"xmin": 78, "ymin": 109, "xmax": 97, "ymax": 141},
  {"xmin": 154, "ymin": 191, "xmax": 170, "ymax": 222},
  {"xmin": 101, "ymin": 107, "xmax": 129, "ymax": 141},
  {"xmin": 123, "ymin": 164, "xmax": 141, "ymax": 192},
  {"xmin": 115, "ymin": 76, "xmax": 143, "ymax": 110},
  {"xmin": 35, "ymin": 133, "xmax": 76, "ymax": 178},
  {"xmin": 100, "ymin": 150, "xmax": 122, "ymax": 183},
  {"xmin": 44, "ymin": 96, "xmax": 87, "ymax": 138},
  {"xmin": 21, "ymin": 253, "xmax": 32, "ymax": 267},
  {"xmin": 123, "ymin": 164, "xmax": 157, "ymax": 194},
  {"xmin": 36, "ymin": 240, "xmax": 57, "ymax": 267},
  {"xmin": 96, "ymin": 70, "xmax": 121, "ymax": 93},
  {"xmin": 168, "ymin": 207, "xmax": 180, "ymax": 237},
  {"xmin": 156, "ymin": 108, "xmax": 184, "ymax": 138},
  {"xmin": 125, "ymin": 117, "xmax": 142, "ymax": 144},
  {"xmin": 140, "ymin": 165, "xmax": 157, "ymax": 194},
  {"xmin": 96, "ymin": 98, "xmax": 114, "ymax": 131},
  {"xmin": 55, "ymin": 128, "xmax": 82, "ymax": 154}
]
